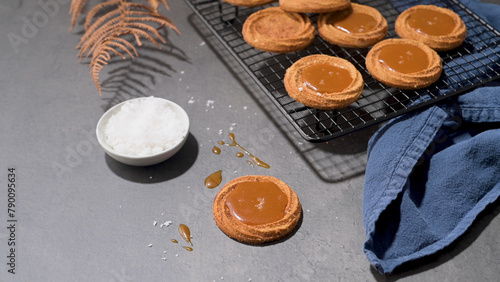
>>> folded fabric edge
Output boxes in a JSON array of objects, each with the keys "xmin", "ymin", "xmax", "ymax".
[
  {"xmin": 367, "ymin": 183, "xmax": 500, "ymax": 274},
  {"xmin": 363, "ymin": 106, "xmax": 449, "ymax": 273},
  {"xmin": 363, "ymin": 106, "xmax": 448, "ymax": 232}
]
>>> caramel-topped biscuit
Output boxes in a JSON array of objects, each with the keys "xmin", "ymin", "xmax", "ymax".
[
  {"xmin": 284, "ymin": 54, "xmax": 364, "ymax": 110},
  {"xmin": 242, "ymin": 7, "xmax": 315, "ymax": 53},
  {"xmin": 213, "ymin": 175, "xmax": 302, "ymax": 244},
  {"xmin": 317, "ymin": 3, "xmax": 388, "ymax": 48},
  {"xmin": 222, "ymin": 0, "xmax": 277, "ymax": 7},
  {"xmin": 366, "ymin": 38, "xmax": 442, "ymax": 89},
  {"xmin": 395, "ymin": 5, "xmax": 467, "ymax": 51},
  {"xmin": 279, "ymin": 0, "xmax": 351, "ymax": 14}
]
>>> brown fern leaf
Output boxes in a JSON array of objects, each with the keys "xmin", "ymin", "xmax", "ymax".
[
  {"xmin": 69, "ymin": 0, "xmax": 90, "ymax": 31},
  {"xmin": 75, "ymin": 0, "xmax": 179, "ymax": 95},
  {"xmin": 147, "ymin": 0, "xmax": 169, "ymax": 12}
]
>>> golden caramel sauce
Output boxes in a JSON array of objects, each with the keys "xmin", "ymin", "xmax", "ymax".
[
  {"xmin": 183, "ymin": 246, "xmax": 193, "ymax": 252},
  {"xmin": 171, "ymin": 239, "xmax": 178, "ymax": 244},
  {"xmin": 333, "ymin": 12, "xmax": 378, "ymax": 34},
  {"xmin": 225, "ymin": 181, "xmax": 288, "ymax": 225},
  {"xmin": 378, "ymin": 43, "xmax": 429, "ymax": 74},
  {"xmin": 212, "ymin": 146, "xmax": 221, "ymax": 155},
  {"xmin": 178, "ymin": 224, "xmax": 193, "ymax": 246},
  {"xmin": 236, "ymin": 152, "xmax": 244, "ymax": 158},
  {"xmin": 205, "ymin": 170, "xmax": 222, "ymax": 189},
  {"xmin": 301, "ymin": 63, "xmax": 353, "ymax": 93},
  {"xmin": 408, "ymin": 8, "xmax": 455, "ymax": 36},
  {"xmin": 228, "ymin": 133, "xmax": 270, "ymax": 169},
  {"xmin": 217, "ymin": 141, "xmax": 225, "ymax": 145}
]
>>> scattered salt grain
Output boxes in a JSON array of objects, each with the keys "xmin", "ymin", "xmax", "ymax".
[
  {"xmin": 153, "ymin": 221, "xmax": 157, "ymax": 227},
  {"xmin": 105, "ymin": 97, "xmax": 184, "ymax": 156},
  {"xmin": 206, "ymin": 100, "xmax": 215, "ymax": 108},
  {"xmin": 148, "ymin": 244, "xmax": 153, "ymax": 247},
  {"xmin": 160, "ymin": 221, "xmax": 172, "ymax": 228},
  {"xmin": 229, "ymin": 123, "xmax": 236, "ymax": 131},
  {"xmin": 162, "ymin": 257, "xmax": 167, "ymax": 261}
]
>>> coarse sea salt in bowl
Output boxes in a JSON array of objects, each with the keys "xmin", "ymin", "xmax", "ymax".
[{"xmin": 96, "ymin": 97, "xmax": 189, "ymax": 166}]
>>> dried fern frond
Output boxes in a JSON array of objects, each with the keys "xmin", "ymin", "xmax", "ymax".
[
  {"xmin": 69, "ymin": 0, "xmax": 89, "ymax": 31},
  {"xmin": 74, "ymin": 0, "xmax": 179, "ymax": 95},
  {"xmin": 148, "ymin": 0, "xmax": 169, "ymax": 12}
]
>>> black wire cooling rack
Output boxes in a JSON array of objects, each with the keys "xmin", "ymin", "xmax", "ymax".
[{"xmin": 185, "ymin": 0, "xmax": 500, "ymax": 142}]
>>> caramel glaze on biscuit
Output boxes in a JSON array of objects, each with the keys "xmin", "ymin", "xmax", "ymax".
[
  {"xmin": 222, "ymin": 0, "xmax": 277, "ymax": 7},
  {"xmin": 242, "ymin": 7, "xmax": 315, "ymax": 53},
  {"xmin": 396, "ymin": 5, "xmax": 467, "ymax": 51},
  {"xmin": 213, "ymin": 175, "xmax": 302, "ymax": 244},
  {"xmin": 279, "ymin": 0, "xmax": 351, "ymax": 14},
  {"xmin": 284, "ymin": 54, "xmax": 364, "ymax": 110},
  {"xmin": 366, "ymin": 38, "xmax": 443, "ymax": 90},
  {"xmin": 318, "ymin": 3, "xmax": 388, "ymax": 49}
]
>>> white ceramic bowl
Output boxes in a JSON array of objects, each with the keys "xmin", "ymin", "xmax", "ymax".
[{"xmin": 96, "ymin": 97, "xmax": 190, "ymax": 166}]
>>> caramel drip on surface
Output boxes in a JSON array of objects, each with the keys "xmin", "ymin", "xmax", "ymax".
[
  {"xmin": 205, "ymin": 170, "xmax": 222, "ymax": 189},
  {"xmin": 378, "ymin": 43, "xmax": 429, "ymax": 74},
  {"xmin": 333, "ymin": 12, "xmax": 377, "ymax": 34},
  {"xmin": 178, "ymin": 224, "xmax": 193, "ymax": 246},
  {"xmin": 212, "ymin": 146, "xmax": 221, "ymax": 155},
  {"xmin": 217, "ymin": 141, "xmax": 225, "ymax": 145},
  {"xmin": 408, "ymin": 9, "xmax": 455, "ymax": 36},
  {"xmin": 171, "ymin": 239, "xmax": 178, "ymax": 243},
  {"xmin": 236, "ymin": 152, "xmax": 244, "ymax": 158},
  {"xmin": 301, "ymin": 63, "xmax": 353, "ymax": 93},
  {"xmin": 183, "ymin": 246, "xmax": 193, "ymax": 252},
  {"xmin": 225, "ymin": 181, "xmax": 288, "ymax": 225},
  {"xmin": 228, "ymin": 133, "xmax": 270, "ymax": 169}
]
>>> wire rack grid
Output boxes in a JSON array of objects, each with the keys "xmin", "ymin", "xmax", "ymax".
[{"xmin": 185, "ymin": 0, "xmax": 500, "ymax": 142}]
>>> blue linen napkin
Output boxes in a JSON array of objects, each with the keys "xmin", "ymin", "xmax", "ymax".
[{"xmin": 363, "ymin": 0, "xmax": 500, "ymax": 274}]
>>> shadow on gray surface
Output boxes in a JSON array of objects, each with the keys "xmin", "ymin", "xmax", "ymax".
[
  {"xmin": 105, "ymin": 133, "xmax": 199, "ymax": 183},
  {"xmin": 88, "ymin": 30, "xmax": 190, "ymax": 111}
]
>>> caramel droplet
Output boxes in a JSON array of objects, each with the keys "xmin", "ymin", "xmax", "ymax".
[
  {"xmin": 183, "ymin": 246, "xmax": 194, "ymax": 252},
  {"xmin": 212, "ymin": 146, "xmax": 221, "ymax": 155},
  {"xmin": 228, "ymin": 133, "xmax": 270, "ymax": 169},
  {"xmin": 205, "ymin": 170, "xmax": 223, "ymax": 189},
  {"xmin": 178, "ymin": 224, "xmax": 193, "ymax": 246},
  {"xmin": 171, "ymin": 239, "xmax": 178, "ymax": 244},
  {"xmin": 378, "ymin": 43, "xmax": 429, "ymax": 74},
  {"xmin": 236, "ymin": 152, "xmax": 244, "ymax": 158}
]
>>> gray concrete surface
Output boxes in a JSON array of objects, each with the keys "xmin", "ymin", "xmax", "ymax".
[{"xmin": 1, "ymin": 0, "xmax": 499, "ymax": 281}]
